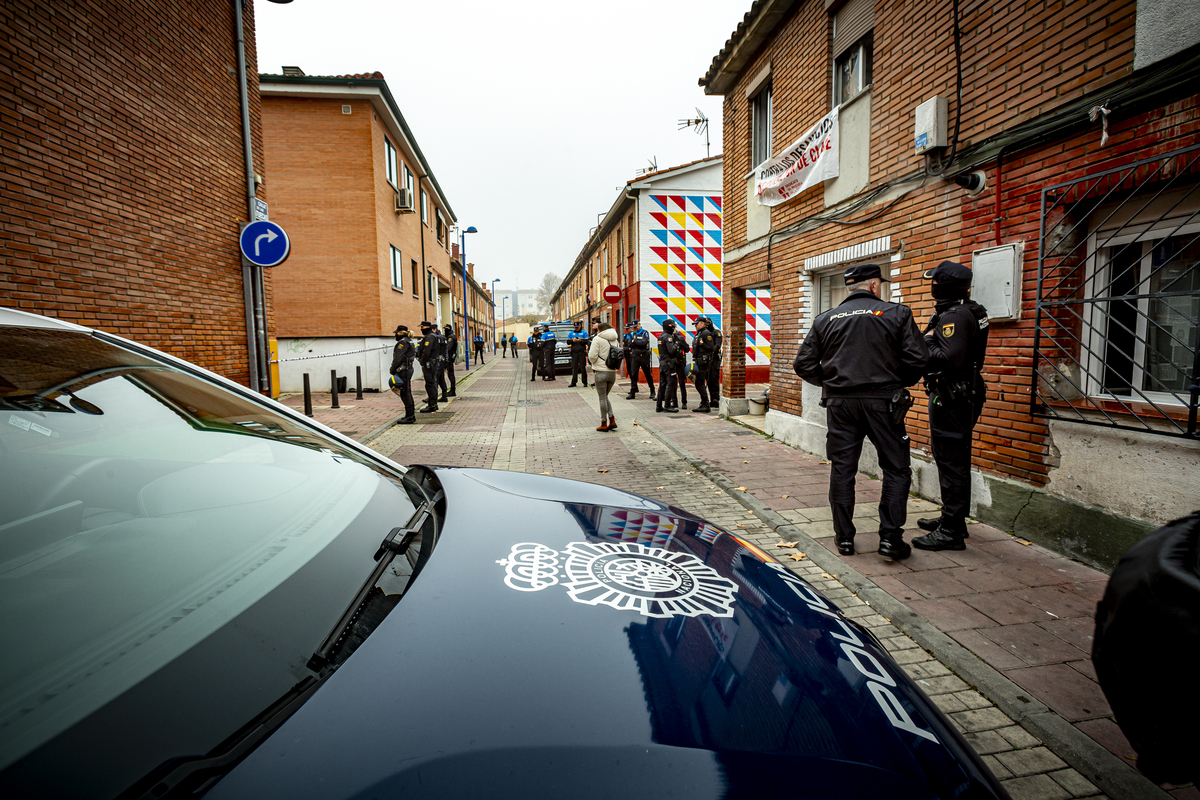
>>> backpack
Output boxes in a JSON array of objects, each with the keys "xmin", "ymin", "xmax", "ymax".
[{"xmin": 604, "ymin": 342, "xmax": 624, "ymax": 370}]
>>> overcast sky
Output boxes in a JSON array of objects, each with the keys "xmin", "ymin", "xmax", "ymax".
[{"xmin": 255, "ymin": 0, "xmax": 748, "ymax": 294}]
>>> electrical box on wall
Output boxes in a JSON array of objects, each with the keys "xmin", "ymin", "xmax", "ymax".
[
  {"xmin": 971, "ymin": 242, "xmax": 1023, "ymax": 321},
  {"xmin": 914, "ymin": 96, "xmax": 947, "ymax": 155}
]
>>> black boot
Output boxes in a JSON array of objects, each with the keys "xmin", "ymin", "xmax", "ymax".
[
  {"xmin": 626, "ymin": 393, "xmax": 637, "ymax": 400},
  {"xmin": 913, "ymin": 526, "xmax": 967, "ymax": 551},
  {"xmin": 877, "ymin": 537, "xmax": 912, "ymax": 561},
  {"xmin": 692, "ymin": 406, "xmax": 711, "ymax": 413},
  {"xmin": 918, "ymin": 516, "xmax": 969, "ymax": 537},
  {"xmin": 655, "ymin": 405, "xmax": 664, "ymax": 413},
  {"xmin": 399, "ymin": 416, "xmax": 416, "ymax": 425},
  {"xmin": 419, "ymin": 405, "xmax": 438, "ymax": 413},
  {"xmin": 835, "ymin": 536, "xmax": 855, "ymax": 556}
]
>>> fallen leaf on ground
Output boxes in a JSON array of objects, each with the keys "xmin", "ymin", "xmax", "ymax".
[
  {"xmin": 780, "ymin": 494, "xmax": 790, "ymax": 498},
  {"xmin": 641, "ymin": 440, "xmax": 652, "ymax": 444},
  {"xmin": 742, "ymin": 460, "xmax": 750, "ymax": 463},
  {"xmin": 597, "ymin": 469, "xmax": 609, "ymax": 473},
  {"xmin": 734, "ymin": 486, "xmax": 749, "ymax": 491},
  {"xmin": 821, "ymin": 573, "xmax": 832, "ymax": 578},
  {"xmin": 1016, "ymin": 538, "xmax": 1032, "ymax": 546},
  {"xmin": 735, "ymin": 523, "xmax": 744, "ymax": 528},
  {"xmin": 539, "ymin": 471, "xmax": 552, "ymax": 475},
  {"xmin": 740, "ymin": 446, "xmax": 747, "ymax": 450},
  {"xmin": 773, "ymin": 541, "xmax": 799, "ymax": 549},
  {"xmin": 788, "ymin": 553, "xmax": 806, "ymax": 562},
  {"xmin": 657, "ymin": 486, "xmax": 664, "ymax": 489},
  {"xmin": 684, "ymin": 471, "xmax": 695, "ymax": 475}
]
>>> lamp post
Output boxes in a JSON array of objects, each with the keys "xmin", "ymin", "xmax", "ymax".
[
  {"xmin": 490, "ymin": 278, "xmax": 500, "ymax": 353},
  {"xmin": 459, "ymin": 226, "xmax": 478, "ymax": 369}
]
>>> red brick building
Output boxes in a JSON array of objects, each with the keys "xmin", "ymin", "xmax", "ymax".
[
  {"xmin": 260, "ymin": 69, "xmax": 462, "ymax": 392},
  {"xmin": 1, "ymin": 0, "xmax": 270, "ymax": 387},
  {"xmin": 702, "ymin": 0, "xmax": 1200, "ymax": 568}
]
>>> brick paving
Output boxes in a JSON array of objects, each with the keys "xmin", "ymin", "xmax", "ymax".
[{"xmin": 298, "ymin": 355, "xmax": 1190, "ymax": 800}]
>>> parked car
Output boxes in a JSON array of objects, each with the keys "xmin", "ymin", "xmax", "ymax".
[
  {"xmin": 544, "ymin": 321, "xmax": 577, "ymax": 374},
  {"xmin": 0, "ymin": 307, "xmax": 1008, "ymax": 799}
]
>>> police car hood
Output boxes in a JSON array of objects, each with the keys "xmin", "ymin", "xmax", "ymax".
[{"xmin": 210, "ymin": 469, "xmax": 1007, "ymax": 800}]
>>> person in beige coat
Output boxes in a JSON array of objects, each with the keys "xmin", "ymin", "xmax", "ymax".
[{"xmin": 588, "ymin": 323, "xmax": 620, "ymax": 431}]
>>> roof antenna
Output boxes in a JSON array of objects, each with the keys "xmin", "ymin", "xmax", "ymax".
[
  {"xmin": 634, "ymin": 157, "xmax": 658, "ymax": 176},
  {"xmin": 678, "ymin": 108, "xmax": 710, "ymax": 157}
]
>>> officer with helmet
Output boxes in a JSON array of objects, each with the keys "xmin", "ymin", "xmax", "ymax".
[
  {"xmin": 416, "ymin": 321, "xmax": 444, "ymax": 413},
  {"xmin": 914, "ymin": 261, "xmax": 991, "ymax": 551},
  {"xmin": 388, "ymin": 325, "xmax": 416, "ymax": 424},
  {"xmin": 793, "ymin": 263, "xmax": 929, "ymax": 561},
  {"xmin": 691, "ymin": 315, "xmax": 720, "ymax": 413}
]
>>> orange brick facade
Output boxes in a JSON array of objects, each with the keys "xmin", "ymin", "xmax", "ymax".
[
  {"xmin": 708, "ymin": 1, "xmax": 1200, "ymax": 534},
  {"xmin": 1, "ymin": 0, "xmax": 269, "ymax": 384},
  {"xmin": 261, "ymin": 86, "xmax": 454, "ymax": 339}
]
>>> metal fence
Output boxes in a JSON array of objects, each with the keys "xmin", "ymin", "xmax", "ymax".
[{"xmin": 1032, "ymin": 142, "xmax": 1200, "ymax": 438}]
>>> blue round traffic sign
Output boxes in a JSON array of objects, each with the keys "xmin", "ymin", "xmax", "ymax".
[{"xmin": 240, "ymin": 220, "xmax": 291, "ymax": 267}]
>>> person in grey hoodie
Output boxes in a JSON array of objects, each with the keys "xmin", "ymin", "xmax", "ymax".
[{"xmin": 588, "ymin": 322, "xmax": 620, "ymax": 431}]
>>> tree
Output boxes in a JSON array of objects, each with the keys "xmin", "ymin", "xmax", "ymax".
[{"xmin": 535, "ymin": 272, "xmax": 561, "ymax": 316}]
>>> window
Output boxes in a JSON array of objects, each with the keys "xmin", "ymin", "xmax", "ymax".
[
  {"xmin": 404, "ymin": 166, "xmax": 414, "ymax": 197},
  {"xmin": 750, "ymin": 79, "xmax": 773, "ymax": 168},
  {"xmin": 814, "ymin": 266, "xmax": 890, "ymax": 315},
  {"xmin": 384, "ymin": 137, "xmax": 398, "ymax": 187},
  {"xmin": 429, "ymin": 272, "xmax": 437, "ymax": 299},
  {"xmin": 834, "ymin": 33, "xmax": 873, "ymax": 106},
  {"xmin": 390, "ymin": 245, "xmax": 403, "ymax": 290},
  {"xmin": 420, "ymin": 189, "xmax": 428, "ymax": 225},
  {"xmin": 411, "ymin": 259, "xmax": 419, "ymax": 297},
  {"xmin": 832, "ymin": 0, "xmax": 874, "ymax": 106},
  {"xmin": 436, "ymin": 210, "xmax": 446, "ymax": 245},
  {"xmin": 1090, "ymin": 225, "xmax": 1200, "ymax": 401}
]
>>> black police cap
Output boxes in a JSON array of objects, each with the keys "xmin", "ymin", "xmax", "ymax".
[
  {"xmin": 395, "ymin": 325, "xmax": 409, "ymax": 333},
  {"xmin": 419, "ymin": 320, "xmax": 433, "ymax": 328},
  {"xmin": 922, "ymin": 260, "xmax": 973, "ymax": 283},
  {"xmin": 843, "ymin": 263, "xmax": 882, "ymax": 285}
]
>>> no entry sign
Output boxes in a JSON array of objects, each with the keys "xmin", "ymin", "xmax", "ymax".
[{"xmin": 602, "ymin": 284, "xmax": 622, "ymax": 304}]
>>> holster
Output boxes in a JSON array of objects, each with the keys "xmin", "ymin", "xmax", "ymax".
[{"xmin": 889, "ymin": 388, "xmax": 914, "ymax": 425}]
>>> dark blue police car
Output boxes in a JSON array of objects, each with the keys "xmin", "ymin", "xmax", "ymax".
[{"xmin": 0, "ymin": 308, "xmax": 1009, "ymax": 799}]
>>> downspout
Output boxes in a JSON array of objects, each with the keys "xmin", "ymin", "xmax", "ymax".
[
  {"xmin": 233, "ymin": 0, "xmax": 262, "ymax": 392},
  {"xmin": 417, "ymin": 173, "xmax": 430, "ymax": 322}
]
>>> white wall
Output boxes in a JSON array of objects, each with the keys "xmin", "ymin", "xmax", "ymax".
[{"xmin": 276, "ymin": 337, "xmax": 393, "ymax": 394}]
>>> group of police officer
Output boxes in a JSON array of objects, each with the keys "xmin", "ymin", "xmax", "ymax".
[
  {"xmin": 794, "ymin": 260, "xmax": 989, "ymax": 558},
  {"xmin": 389, "ymin": 320, "xmax": 472, "ymax": 419}
]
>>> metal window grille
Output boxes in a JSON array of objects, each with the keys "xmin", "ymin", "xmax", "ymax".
[{"xmin": 1032, "ymin": 142, "xmax": 1200, "ymax": 438}]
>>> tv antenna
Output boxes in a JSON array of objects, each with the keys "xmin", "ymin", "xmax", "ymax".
[
  {"xmin": 679, "ymin": 108, "xmax": 710, "ymax": 157},
  {"xmin": 634, "ymin": 157, "xmax": 658, "ymax": 176}
]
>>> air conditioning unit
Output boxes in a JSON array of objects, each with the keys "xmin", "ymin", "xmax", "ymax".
[{"xmin": 394, "ymin": 188, "xmax": 414, "ymax": 214}]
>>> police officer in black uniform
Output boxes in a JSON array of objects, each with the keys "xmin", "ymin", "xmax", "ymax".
[
  {"xmin": 440, "ymin": 324, "xmax": 458, "ymax": 402},
  {"xmin": 527, "ymin": 329, "xmax": 542, "ymax": 382},
  {"xmin": 389, "ymin": 325, "xmax": 417, "ymax": 424},
  {"xmin": 416, "ymin": 321, "xmax": 443, "ymax": 412},
  {"xmin": 567, "ymin": 320, "xmax": 590, "ymax": 387},
  {"xmin": 913, "ymin": 261, "xmax": 990, "ymax": 551},
  {"xmin": 654, "ymin": 318, "xmax": 689, "ymax": 412},
  {"xmin": 625, "ymin": 320, "xmax": 655, "ymax": 399},
  {"xmin": 793, "ymin": 264, "xmax": 929, "ymax": 560},
  {"xmin": 691, "ymin": 315, "xmax": 720, "ymax": 413}
]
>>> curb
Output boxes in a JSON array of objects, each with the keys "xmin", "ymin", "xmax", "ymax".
[
  {"xmin": 360, "ymin": 357, "xmax": 502, "ymax": 444},
  {"xmin": 640, "ymin": 418, "xmax": 1167, "ymax": 800}
]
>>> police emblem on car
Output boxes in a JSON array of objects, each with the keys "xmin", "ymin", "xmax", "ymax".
[{"xmin": 498, "ymin": 541, "xmax": 738, "ymax": 618}]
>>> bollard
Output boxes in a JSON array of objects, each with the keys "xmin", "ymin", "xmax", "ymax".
[
  {"xmin": 355, "ymin": 366, "xmax": 363, "ymax": 400},
  {"xmin": 330, "ymin": 369, "xmax": 340, "ymax": 409},
  {"xmin": 303, "ymin": 373, "xmax": 313, "ymax": 417}
]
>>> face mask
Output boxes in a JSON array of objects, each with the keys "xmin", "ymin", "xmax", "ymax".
[{"xmin": 932, "ymin": 281, "xmax": 969, "ymax": 300}]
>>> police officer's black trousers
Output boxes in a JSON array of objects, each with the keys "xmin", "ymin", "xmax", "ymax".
[
  {"xmin": 390, "ymin": 367, "xmax": 415, "ymax": 418},
  {"xmin": 502, "ymin": 344, "xmax": 508, "ymax": 357},
  {"xmin": 570, "ymin": 352, "xmax": 588, "ymax": 385},
  {"xmin": 420, "ymin": 364, "xmax": 439, "ymax": 409},
  {"xmin": 474, "ymin": 345, "xmax": 484, "ymax": 363},
  {"xmin": 629, "ymin": 353, "xmax": 654, "ymax": 394},
  {"xmin": 655, "ymin": 361, "xmax": 686, "ymax": 408},
  {"xmin": 531, "ymin": 353, "xmax": 540, "ymax": 381},
  {"xmin": 440, "ymin": 361, "xmax": 455, "ymax": 396},
  {"xmin": 929, "ymin": 398, "xmax": 975, "ymax": 533},
  {"xmin": 542, "ymin": 348, "xmax": 556, "ymax": 379},
  {"xmin": 693, "ymin": 359, "xmax": 713, "ymax": 408},
  {"xmin": 706, "ymin": 360, "xmax": 720, "ymax": 407},
  {"xmin": 824, "ymin": 398, "xmax": 912, "ymax": 543}
]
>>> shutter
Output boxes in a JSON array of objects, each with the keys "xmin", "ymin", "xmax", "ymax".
[{"xmin": 833, "ymin": 0, "xmax": 874, "ymax": 58}]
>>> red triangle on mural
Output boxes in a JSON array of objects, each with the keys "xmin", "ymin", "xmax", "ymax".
[
  {"xmin": 651, "ymin": 297, "xmax": 668, "ymax": 312},
  {"xmin": 707, "ymin": 298, "xmax": 722, "ymax": 312},
  {"xmin": 671, "ymin": 196, "xmax": 686, "ymax": 210},
  {"xmin": 650, "ymin": 212, "xmax": 668, "ymax": 228},
  {"xmin": 670, "ymin": 281, "xmax": 685, "ymax": 294},
  {"xmin": 706, "ymin": 213, "xmax": 722, "ymax": 229},
  {"xmin": 709, "ymin": 197, "xmax": 722, "ymax": 210},
  {"xmin": 653, "ymin": 281, "xmax": 668, "ymax": 295},
  {"xmin": 688, "ymin": 230, "xmax": 703, "ymax": 244},
  {"xmin": 689, "ymin": 264, "xmax": 705, "ymax": 278},
  {"xmin": 651, "ymin": 247, "xmax": 669, "ymax": 260},
  {"xmin": 760, "ymin": 331, "xmax": 772, "ymax": 342},
  {"xmin": 706, "ymin": 247, "xmax": 723, "ymax": 261},
  {"xmin": 670, "ymin": 247, "xmax": 688, "ymax": 262}
]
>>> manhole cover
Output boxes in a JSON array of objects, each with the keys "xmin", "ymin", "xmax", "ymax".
[{"xmin": 517, "ymin": 400, "xmax": 546, "ymax": 407}]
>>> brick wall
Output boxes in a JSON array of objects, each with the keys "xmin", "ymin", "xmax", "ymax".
[
  {"xmin": 717, "ymin": 1, "xmax": 1198, "ymax": 488},
  {"xmin": 1, "ymin": 0, "xmax": 268, "ymax": 384}
]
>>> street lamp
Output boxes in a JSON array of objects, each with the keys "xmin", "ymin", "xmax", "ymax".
[
  {"xmin": 490, "ymin": 278, "xmax": 500, "ymax": 353},
  {"xmin": 459, "ymin": 226, "xmax": 478, "ymax": 369}
]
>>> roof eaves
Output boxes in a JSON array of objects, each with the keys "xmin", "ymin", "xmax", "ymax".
[
  {"xmin": 699, "ymin": 0, "xmax": 801, "ymax": 96},
  {"xmin": 259, "ymin": 73, "xmax": 457, "ymax": 223}
]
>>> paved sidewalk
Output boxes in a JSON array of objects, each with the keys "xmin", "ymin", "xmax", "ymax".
[{"xmin": 287, "ymin": 356, "xmax": 1189, "ymax": 800}]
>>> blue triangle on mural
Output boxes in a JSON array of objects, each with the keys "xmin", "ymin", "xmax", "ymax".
[
  {"xmin": 687, "ymin": 280, "xmax": 706, "ymax": 295},
  {"xmin": 689, "ymin": 247, "xmax": 705, "ymax": 261},
  {"xmin": 669, "ymin": 230, "xmax": 687, "ymax": 245},
  {"xmin": 651, "ymin": 196, "xmax": 668, "ymax": 211},
  {"xmin": 687, "ymin": 196, "xmax": 704, "ymax": 211},
  {"xmin": 651, "ymin": 230, "xmax": 670, "ymax": 246},
  {"xmin": 707, "ymin": 281, "xmax": 721, "ymax": 295},
  {"xmin": 757, "ymin": 314, "xmax": 772, "ymax": 326},
  {"xmin": 652, "ymin": 281, "xmax": 668, "ymax": 295},
  {"xmin": 649, "ymin": 314, "xmax": 670, "ymax": 327},
  {"xmin": 705, "ymin": 230, "xmax": 723, "ymax": 246}
]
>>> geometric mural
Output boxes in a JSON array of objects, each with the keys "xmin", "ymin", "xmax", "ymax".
[{"xmin": 746, "ymin": 289, "xmax": 771, "ymax": 366}]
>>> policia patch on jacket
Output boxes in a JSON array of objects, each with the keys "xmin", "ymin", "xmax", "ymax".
[{"xmin": 941, "ymin": 323, "xmax": 955, "ymax": 338}]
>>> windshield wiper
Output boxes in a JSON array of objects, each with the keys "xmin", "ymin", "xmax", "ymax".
[{"xmin": 307, "ymin": 501, "xmax": 432, "ymax": 671}]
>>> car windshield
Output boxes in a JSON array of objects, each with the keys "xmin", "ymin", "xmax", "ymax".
[{"xmin": 0, "ymin": 327, "xmax": 420, "ymax": 792}]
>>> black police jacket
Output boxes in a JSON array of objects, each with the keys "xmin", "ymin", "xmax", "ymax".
[
  {"xmin": 657, "ymin": 332, "xmax": 688, "ymax": 363},
  {"xmin": 444, "ymin": 334, "xmax": 459, "ymax": 360},
  {"xmin": 416, "ymin": 333, "xmax": 443, "ymax": 368},
  {"xmin": 793, "ymin": 290, "xmax": 929, "ymax": 399},
  {"xmin": 390, "ymin": 339, "xmax": 415, "ymax": 375},
  {"xmin": 693, "ymin": 329, "xmax": 720, "ymax": 363},
  {"xmin": 926, "ymin": 300, "xmax": 989, "ymax": 382}
]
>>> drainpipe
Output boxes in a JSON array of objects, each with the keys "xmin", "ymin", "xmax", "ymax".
[
  {"xmin": 233, "ymin": 0, "xmax": 262, "ymax": 392},
  {"xmin": 417, "ymin": 174, "xmax": 430, "ymax": 322}
]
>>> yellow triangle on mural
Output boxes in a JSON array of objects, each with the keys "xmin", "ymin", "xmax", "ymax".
[
  {"xmin": 706, "ymin": 263, "xmax": 722, "ymax": 279},
  {"xmin": 688, "ymin": 213, "xmax": 705, "ymax": 228},
  {"xmin": 668, "ymin": 212, "xmax": 688, "ymax": 228},
  {"xmin": 651, "ymin": 263, "xmax": 669, "ymax": 279},
  {"xmin": 670, "ymin": 297, "xmax": 686, "ymax": 311}
]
